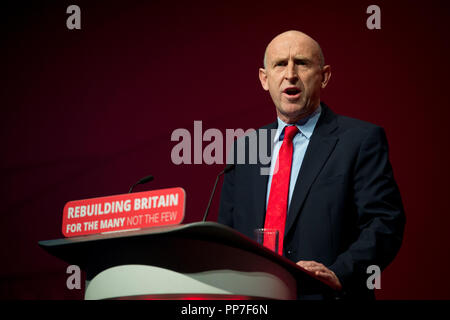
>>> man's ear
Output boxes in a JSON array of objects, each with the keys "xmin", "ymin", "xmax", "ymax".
[
  {"xmin": 259, "ymin": 68, "xmax": 269, "ymax": 91},
  {"xmin": 321, "ymin": 65, "xmax": 331, "ymax": 89}
]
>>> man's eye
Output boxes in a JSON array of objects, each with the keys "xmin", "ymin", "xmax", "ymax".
[
  {"xmin": 295, "ymin": 60, "xmax": 307, "ymax": 65},
  {"xmin": 275, "ymin": 62, "xmax": 287, "ymax": 67}
]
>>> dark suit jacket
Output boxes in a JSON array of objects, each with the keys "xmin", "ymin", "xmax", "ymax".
[{"xmin": 218, "ymin": 103, "xmax": 406, "ymax": 299}]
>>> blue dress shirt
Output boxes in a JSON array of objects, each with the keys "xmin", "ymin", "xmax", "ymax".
[{"xmin": 265, "ymin": 104, "xmax": 322, "ymax": 212}]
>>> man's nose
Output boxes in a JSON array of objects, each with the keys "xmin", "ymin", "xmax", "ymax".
[{"xmin": 285, "ymin": 61, "xmax": 298, "ymax": 83}]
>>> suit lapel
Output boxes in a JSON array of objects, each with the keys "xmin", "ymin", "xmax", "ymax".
[
  {"xmin": 284, "ymin": 104, "xmax": 339, "ymax": 236},
  {"xmin": 253, "ymin": 121, "xmax": 277, "ymax": 228}
]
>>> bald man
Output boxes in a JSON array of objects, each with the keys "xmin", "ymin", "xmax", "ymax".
[{"xmin": 218, "ymin": 31, "xmax": 405, "ymax": 300}]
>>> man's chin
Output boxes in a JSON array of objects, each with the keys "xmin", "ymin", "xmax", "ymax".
[{"xmin": 277, "ymin": 105, "xmax": 308, "ymax": 123}]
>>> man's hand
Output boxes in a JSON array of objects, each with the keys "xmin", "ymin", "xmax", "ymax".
[{"xmin": 297, "ymin": 260, "xmax": 342, "ymax": 291}]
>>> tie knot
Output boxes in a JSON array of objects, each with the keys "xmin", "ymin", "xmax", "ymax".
[{"xmin": 284, "ymin": 125, "xmax": 299, "ymax": 141}]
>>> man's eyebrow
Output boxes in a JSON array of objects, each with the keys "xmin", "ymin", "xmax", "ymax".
[
  {"xmin": 271, "ymin": 57, "xmax": 287, "ymax": 65},
  {"xmin": 293, "ymin": 56, "xmax": 312, "ymax": 63},
  {"xmin": 271, "ymin": 56, "xmax": 313, "ymax": 66}
]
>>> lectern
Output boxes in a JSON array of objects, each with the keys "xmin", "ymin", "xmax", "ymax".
[{"xmin": 39, "ymin": 222, "xmax": 331, "ymax": 300}]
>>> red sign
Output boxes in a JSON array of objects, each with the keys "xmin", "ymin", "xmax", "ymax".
[{"xmin": 62, "ymin": 187, "xmax": 185, "ymax": 237}]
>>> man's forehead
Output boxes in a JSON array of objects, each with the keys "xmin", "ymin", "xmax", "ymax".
[
  {"xmin": 267, "ymin": 43, "xmax": 315, "ymax": 61},
  {"xmin": 266, "ymin": 35, "xmax": 317, "ymax": 60}
]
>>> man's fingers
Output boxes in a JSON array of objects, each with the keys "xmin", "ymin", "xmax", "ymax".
[
  {"xmin": 303, "ymin": 267, "xmax": 331, "ymax": 280},
  {"xmin": 297, "ymin": 260, "xmax": 316, "ymax": 265},
  {"xmin": 301, "ymin": 264, "xmax": 328, "ymax": 273},
  {"xmin": 297, "ymin": 260, "xmax": 343, "ymax": 291},
  {"xmin": 315, "ymin": 271, "xmax": 332, "ymax": 279},
  {"xmin": 313, "ymin": 271, "xmax": 340, "ymax": 289},
  {"xmin": 297, "ymin": 260, "xmax": 324, "ymax": 269}
]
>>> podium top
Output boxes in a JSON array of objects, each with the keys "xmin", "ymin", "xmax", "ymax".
[{"xmin": 39, "ymin": 221, "xmax": 332, "ymax": 295}]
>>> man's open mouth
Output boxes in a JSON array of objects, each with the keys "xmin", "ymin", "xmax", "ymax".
[{"xmin": 283, "ymin": 87, "xmax": 301, "ymax": 97}]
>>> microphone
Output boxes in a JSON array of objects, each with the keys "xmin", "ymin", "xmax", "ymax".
[
  {"xmin": 128, "ymin": 175, "xmax": 154, "ymax": 193},
  {"xmin": 202, "ymin": 164, "xmax": 235, "ymax": 222}
]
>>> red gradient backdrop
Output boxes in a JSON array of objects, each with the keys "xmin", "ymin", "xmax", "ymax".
[{"xmin": 1, "ymin": 0, "xmax": 450, "ymax": 299}]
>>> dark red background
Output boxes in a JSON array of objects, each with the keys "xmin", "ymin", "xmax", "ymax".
[{"xmin": 1, "ymin": 0, "xmax": 449, "ymax": 299}]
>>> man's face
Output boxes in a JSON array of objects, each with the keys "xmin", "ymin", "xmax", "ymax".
[{"xmin": 259, "ymin": 32, "xmax": 331, "ymax": 123}]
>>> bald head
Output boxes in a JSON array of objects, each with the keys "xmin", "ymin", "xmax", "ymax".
[
  {"xmin": 258, "ymin": 30, "xmax": 331, "ymax": 123},
  {"xmin": 263, "ymin": 30, "xmax": 325, "ymax": 69}
]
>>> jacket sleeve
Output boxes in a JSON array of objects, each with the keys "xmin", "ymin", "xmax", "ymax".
[{"xmin": 328, "ymin": 126, "xmax": 406, "ymax": 295}]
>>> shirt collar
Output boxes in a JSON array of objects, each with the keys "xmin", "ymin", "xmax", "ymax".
[{"xmin": 274, "ymin": 104, "xmax": 322, "ymax": 142}]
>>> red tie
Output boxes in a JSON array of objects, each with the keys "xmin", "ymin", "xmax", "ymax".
[{"xmin": 264, "ymin": 125, "xmax": 299, "ymax": 254}]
